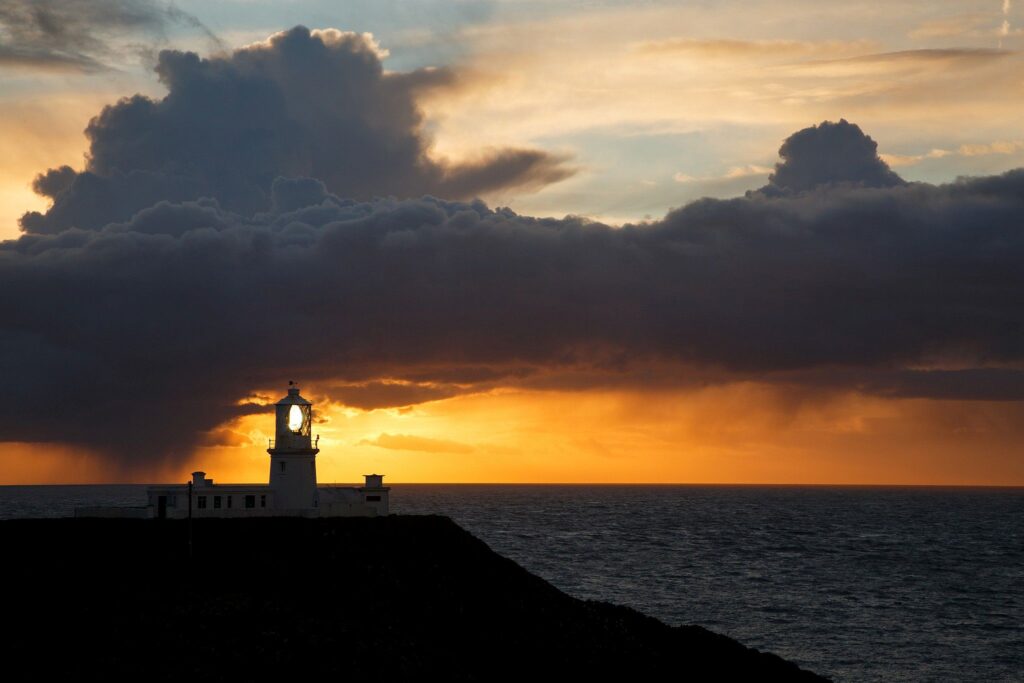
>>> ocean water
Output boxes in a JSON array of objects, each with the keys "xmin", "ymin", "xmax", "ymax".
[{"xmin": 1, "ymin": 484, "xmax": 1020, "ymax": 682}]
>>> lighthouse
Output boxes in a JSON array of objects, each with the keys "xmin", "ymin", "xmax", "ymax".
[
  {"xmin": 110, "ymin": 381, "xmax": 390, "ymax": 519},
  {"xmin": 267, "ymin": 383, "xmax": 319, "ymax": 510}
]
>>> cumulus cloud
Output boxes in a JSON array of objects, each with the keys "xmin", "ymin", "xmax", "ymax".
[
  {"xmin": 0, "ymin": 0, "xmax": 219, "ymax": 72},
  {"xmin": 760, "ymin": 119, "xmax": 904, "ymax": 193},
  {"xmin": 21, "ymin": 26, "xmax": 573, "ymax": 234},
  {"xmin": 4, "ymin": 112, "xmax": 1024, "ymax": 468}
]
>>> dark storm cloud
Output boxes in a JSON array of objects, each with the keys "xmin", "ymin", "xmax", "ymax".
[
  {"xmin": 0, "ymin": 0, "xmax": 219, "ymax": 72},
  {"xmin": 5, "ymin": 110, "xmax": 1024, "ymax": 467},
  {"xmin": 796, "ymin": 368, "xmax": 1024, "ymax": 402},
  {"xmin": 325, "ymin": 381, "xmax": 472, "ymax": 411},
  {"xmin": 21, "ymin": 26, "xmax": 573, "ymax": 234}
]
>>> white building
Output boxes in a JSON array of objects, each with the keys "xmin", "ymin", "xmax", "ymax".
[{"xmin": 83, "ymin": 384, "xmax": 389, "ymax": 518}]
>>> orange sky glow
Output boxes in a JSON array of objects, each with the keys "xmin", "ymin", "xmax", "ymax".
[{"xmin": 3, "ymin": 384, "xmax": 1021, "ymax": 485}]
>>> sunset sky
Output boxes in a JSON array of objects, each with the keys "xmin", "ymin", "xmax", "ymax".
[{"xmin": 1, "ymin": 0, "xmax": 1023, "ymax": 485}]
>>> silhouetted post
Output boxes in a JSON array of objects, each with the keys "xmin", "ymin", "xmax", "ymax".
[{"xmin": 187, "ymin": 479, "xmax": 193, "ymax": 560}]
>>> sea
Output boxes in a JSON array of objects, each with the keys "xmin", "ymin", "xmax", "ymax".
[{"xmin": 1, "ymin": 484, "xmax": 1020, "ymax": 682}]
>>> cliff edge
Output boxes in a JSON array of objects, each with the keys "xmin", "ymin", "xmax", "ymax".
[{"xmin": 2, "ymin": 516, "xmax": 828, "ymax": 681}]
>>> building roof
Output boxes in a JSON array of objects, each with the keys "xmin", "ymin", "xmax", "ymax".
[
  {"xmin": 276, "ymin": 386, "xmax": 312, "ymax": 406},
  {"xmin": 147, "ymin": 483, "xmax": 272, "ymax": 492}
]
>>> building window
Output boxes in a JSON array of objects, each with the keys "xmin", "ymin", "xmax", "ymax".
[
  {"xmin": 197, "ymin": 496, "xmax": 207, "ymax": 509},
  {"xmin": 227, "ymin": 495, "xmax": 232, "ymax": 508},
  {"xmin": 245, "ymin": 495, "xmax": 255, "ymax": 509},
  {"xmin": 366, "ymin": 495, "xmax": 381, "ymax": 502},
  {"xmin": 279, "ymin": 461, "xmax": 286, "ymax": 472},
  {"xmin": 214, "ymin": 496, "xmax": 222, "ymax": 509},
  {"xmin": 260, "ymin": 494, "xmax": 267, "ymax": 508}
]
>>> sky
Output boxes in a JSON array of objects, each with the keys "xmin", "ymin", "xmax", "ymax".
[{"xmin": 0, "ymin": 0, "xmax": 1022, "ymax": 485}]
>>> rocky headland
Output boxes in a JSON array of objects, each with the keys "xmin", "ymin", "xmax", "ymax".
[{"xmin": 2, "ymin": 516, "xmax": 828, "ymax": 681}]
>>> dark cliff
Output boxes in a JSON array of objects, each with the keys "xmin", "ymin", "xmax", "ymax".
[{"xmin": 1, "ymin": 516, "xmax": 828, "ymax": 681}]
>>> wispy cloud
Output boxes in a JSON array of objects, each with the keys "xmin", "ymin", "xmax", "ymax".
[
  {"xmin": 634, "ymin": 38, "xmax": 875, "ymax": 60},
  {"xmin": 0, "ymin": 0, "xmax": 221, "ymax": 72},
  {"xmin": 359, "ymin": 433, "xmax": 477, "ymax": 454},
  {"xmin": 784, "ymin": 48, "xmax": 1013, "ymax": 77},
  {"xmin": 1000, "ymin": 0, "xmax": 1013, "ymax": 45},
  {"xmin": 908, "ymin": 14, "xmax": 991, "ymax": 39},
  {"xmin": 673, "ymin": 164, "xmax": 772, "ymax": 184},
  {"xmin": 882, "ymin": 140, "xmax": 1024, "ymax": 167}
]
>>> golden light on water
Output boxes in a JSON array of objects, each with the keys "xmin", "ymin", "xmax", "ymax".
[{"xmin": 288, "ymin": 404, "xmax": 303, "ymax": 432}]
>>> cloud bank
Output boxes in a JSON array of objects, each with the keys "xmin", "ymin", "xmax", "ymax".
[{"xmin": 5, "ymin": 30, "xmax": 1024, "ymax": 469}]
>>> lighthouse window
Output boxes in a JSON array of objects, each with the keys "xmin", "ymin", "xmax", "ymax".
[
  {"xmin": 366, "ymin": 495, "xmax": 382, "ymax": 502},
  {"xmin": 213, "ymin": 496, "xmax": 222, "ymax": 509},
  {"xmin": 227, "ymin": 496, "xmax": 232, "ymax": 508},
  {"xmin": 280, "ymin": 461, "xmax": 286, "ymax": 472},
  {"xmin": 197, "ymin": 496, "xmax": 207, "ymax": 509},
  {"xmin": 244, "ymin": 495, "xmax": 255, "ymax": 509},
  {"xmin": 288, "ymin": 404, "xmax": 304, "ymax": 432},
  {"xmin": 260, "ymin": 494, "xmax": 267, "ymax": 508}
]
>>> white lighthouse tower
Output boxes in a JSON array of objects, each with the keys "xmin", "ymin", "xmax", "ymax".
[
  {"xmin": 114, "ymin": 381, "xmax": 390, "ymax": 519},
  {"xmin": 268, "ymin": 383, "xmax": 319, "ymax": 510}
]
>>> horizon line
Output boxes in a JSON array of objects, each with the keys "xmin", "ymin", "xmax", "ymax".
[{"xmin": 3, "ymin": 481, "xmax": 1022, "ymax": 489}]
